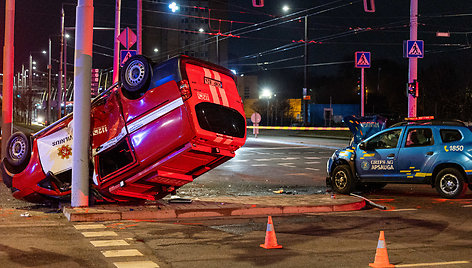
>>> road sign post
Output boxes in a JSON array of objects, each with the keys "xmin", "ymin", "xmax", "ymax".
[
  {"xmin": 355, "ymin": 51, "xmax": 371, "ymax": 117},
  {"xmin": 407, "ymin": 0, "xmax": 419, "ymax": 118},
  {"xmin": 251, "ymin": 112, "xmax": 262, "ymax": 138}
]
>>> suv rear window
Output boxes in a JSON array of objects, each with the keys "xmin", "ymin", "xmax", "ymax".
[
  {"xmin": 195, "ymin": 102, "xmax": 245, "ymax": 138},
  {"xmin": 440, "ymin": 129, "xmax": 462, "ymax": 143}
]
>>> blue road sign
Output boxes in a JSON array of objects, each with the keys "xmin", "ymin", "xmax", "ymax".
[
  {"xmin": 120, "ymin": 50, "xmax": 137, "ymax": 67},
  {"xmin": 355, "ymin": 52, "xmax": 371, "ymax": 68},
  {"xmin": 404, "ymin": 40, "xmax": 424, "ymax": 58}
]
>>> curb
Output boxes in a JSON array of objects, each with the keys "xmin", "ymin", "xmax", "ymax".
[{"xmin": 63, "ymin": 195, "xmax": 366, "ymax": 222}]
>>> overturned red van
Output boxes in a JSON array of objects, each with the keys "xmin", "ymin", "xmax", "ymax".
[{"xmin": 2, "ymin": 55, "xmax": 247, "ymax": 203}]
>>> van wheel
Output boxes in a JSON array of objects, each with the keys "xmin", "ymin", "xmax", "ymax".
[
  {"xmin": 120, "ymin": 55, "xmax": 152, "ymax": 96},
  {"xmin": 5, "ymin": 132, "xmax": 31, "ymax": 173},
  {"xmin": 435, "ymin": 168, "xmax": 467, "ymax": 199},
  {"xmin": 331, "ymin": 165, "xmax": 355, "ymax": 194}
]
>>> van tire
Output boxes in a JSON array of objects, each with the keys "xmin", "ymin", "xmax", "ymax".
[
  {"xmin": 5, "ymin": 132, "xmax": 31, "ymax": 173},
  {"xmin": 121, "ymin": 55, "xmax": 152, "ymax": 96},
  {"xmin": 435, "ymin": 168, "xmax": 467, "ymax": 199},
  {"xmin": 331, "ymin": 165, "xmax": 355, "ymax": 194}
]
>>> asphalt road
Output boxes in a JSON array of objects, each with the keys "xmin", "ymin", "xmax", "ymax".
[
  {"xmin": 3, "ymin": 134, "xmax": 472, "ymax": 267},
  {"xmin": 69, "ymin": 186, "xmax": 472, "ymax": 268},
  {"xmin": 176, "ymin": 135, "xmax": 350, "ymax": 198}
]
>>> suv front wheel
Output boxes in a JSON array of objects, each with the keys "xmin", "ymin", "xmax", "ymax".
[
  {"xmin": 435, "ymin": 168, "xmax": 467, "ymax": 199},
  {"xmin": 331, "ymin": 165, "xmax": 355, "ymax": 194}
]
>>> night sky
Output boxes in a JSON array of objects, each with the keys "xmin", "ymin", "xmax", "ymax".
[{"xmin": 1, "ymin": 0, "xmax": 471, "ymax": 99}]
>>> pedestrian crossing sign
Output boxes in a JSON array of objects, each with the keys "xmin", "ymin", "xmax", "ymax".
[
  {"xmin": 355, "ymin": 51, "xmax": 371, "ymax": 68},
  {"xmin": 404, "ymin": 40, "xmax": 424, "ymax": 58},
  {"xmin": 120, "ymin": 50, "xmax": 137, "ymax": 67}
]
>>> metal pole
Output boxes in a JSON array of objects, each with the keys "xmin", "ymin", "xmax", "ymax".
[
  {"xmin": 2, "ymin": 0, "xmax": 15, "ymax": 159},
  {"xmin": 58, "ymin": 7, "xmax": 65, "ymax": 119},
  {"xmin": 113, "ymin": 0, "xmax": 121, "ymax": 83},
  {"xmin": 361, "ymin": 68, "xmax": 365, "ymax": 116},
  {"xmin": 137, "ymin": 0, "xmax": 142, "ymax": 54},
  {"xmin": 47, "ymin": 38, "xmax": 52, "ymax": 124},
  {"xmin": 408, "ymin": 0, "xmax": 418, "ymax": 117},
  {"xmin": 64, "ymin": 37, "xmax": 68, "ymax": 112},
  {"xmin": 72, "ymin": 0, "xmax": 94, "ymax": 207},
  {"xmin": 216, "ymin": 34, "xmax": 219, "ymax": 64},
  {"xmin": 29, "ymin": 54, "xmax": 33, "ymax": 125},
  {"xmin": 304, "ymin": 15, "xmax": 308, "ymax": 125}
]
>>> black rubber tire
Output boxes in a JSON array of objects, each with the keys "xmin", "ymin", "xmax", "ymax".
[
  {"xmin": 5, "ymin": 132, "xmax": 31, "ymax": 172},
  {"xmin": 435, "ymin": 168, "xmax": 467, "ymax": 199},
  {"xmin": 120, "ymin": 55, "xmax": 153, "ymax": 95},
  {"xmin": 331, "ymin": 165, "xmax": 355, "ymax": 194}
]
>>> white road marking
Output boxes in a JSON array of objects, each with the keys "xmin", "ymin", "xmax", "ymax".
[
  {"xmin": 82, "ymin": 231, "xmax": 118, "ymax": 238},
  {"xmin": 74, "ymin": 224, "xmax": 106, "ymax": 230},
  {"xmin": 230, "ymin": 159, "xmax": 248, "ymax": 162},
  {"xmin": 251, "ymin": 164, "xmax": 268, "ymax": 167},
  {"xmin": 305, "ymin": 161, "xmax": 320, "ymax": 164},
  {"xmin": 278, "ymin": 163, "xmax": 296, "ymax": 168},
  {"xmin": 254, "ymin": 157, "xmax": 299, "ymax": 161},
  {"xmin": 102, "ymin": 249, "xmax": 143, "ymax": 257},
  {"xmin": 90, "ymin": 240, "xmax": 129, "ymax": 247},
  {"xmin": 396, "ymin": 261, "xmax": 470, "ymax": 267},
  {"xmin": 305, "ymin": 168, "xmax": 320, "ymax": 171},
  {"xmin": 304, "ymin": 156, "xmax": 321, "ymax": 160},
  {"xmin": 286, "ymin": 173, "xmax": 311, "ymax": 176},
  {"xmin": 245, "ymin": 146, "xmax": 311, "ymax": 150},
  {"xmin": 389, "ymin": 208, "xmax": 418, "ymax": 212},
  {"xmin": 114, "ymin": 261, "xmax": 159, "ymax": 268}
]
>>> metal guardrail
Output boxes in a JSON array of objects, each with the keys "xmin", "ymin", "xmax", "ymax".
[{"xmin": 247, "ymin": 126, "xmax": 349, "ymax": 131}]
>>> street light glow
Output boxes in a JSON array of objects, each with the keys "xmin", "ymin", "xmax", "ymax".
[
  {"xmin": 260, "ymin": 88, "xmax": 272, "ymax": 99},
  {"xmin": 199, "ymin": 28, "xmax": 204, "ymax": 33},
  {"xmin": 154, "ymin": 48, "xmax": 159, "ymax": 52},
  {"xmin": 42, "ymin": 50, "xmax": 47, "ymax": 54},
  {"xmin": 169, "ymin": 2, "xmax": 179, "ymax": 12},
  {"xmin": 65, "ymin": 33, "xmax": 70, "ymax": 39},
  {"xmin": 282, "ymin": 5, "xmax": 290, "ymax": 12}
]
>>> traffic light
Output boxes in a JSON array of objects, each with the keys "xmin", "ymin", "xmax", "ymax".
[
  {"xmin": 407, "ymin": 80, "xmax": 418, "ymax": 97},
  {"xmin": 357, "ymin": 77, "xmax": 361, "ymax": 95}
]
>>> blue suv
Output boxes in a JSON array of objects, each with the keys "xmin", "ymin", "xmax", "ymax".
[{"xmin": 327, "ymin": 116, "xmax": 472, "ymax": 198}]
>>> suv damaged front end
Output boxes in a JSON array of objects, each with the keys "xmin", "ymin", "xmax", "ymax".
[{"xmin": 326, "ymin": 115, "xmax": 387, "ymax": 188}]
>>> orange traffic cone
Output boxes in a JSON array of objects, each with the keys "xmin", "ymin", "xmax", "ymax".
[
  {"xmin": 260, "ymin": 216, "xmax": 283, "ymax": 249},
  {"xmin": 369, "ymin": 231, "xmax": 395, "ymax": 268}
]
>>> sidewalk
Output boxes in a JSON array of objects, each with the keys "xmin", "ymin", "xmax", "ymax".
[{"xmin": 63, "ymin": 193, "xmax": 366, "ymax": 222}]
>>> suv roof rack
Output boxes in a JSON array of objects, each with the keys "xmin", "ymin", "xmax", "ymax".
[{"xmin": 390, "ymin": 119, "xmax": 465, "ymax": 127}]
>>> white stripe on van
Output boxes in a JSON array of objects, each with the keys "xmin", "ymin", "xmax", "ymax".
[
  {"xmin": 218, "ymin": 87, "xmax": 229, "ymax": 107},
  {"xmin": 210, "ymin": 71, "xmax": 229, "ymax": 106},
  {"xmin": 203, "ymin": 67, "xmax": 220, "ymax": 104},
  {"xmin": 127, "ymin": 98, "xmax": 184, "ymax": 133}
]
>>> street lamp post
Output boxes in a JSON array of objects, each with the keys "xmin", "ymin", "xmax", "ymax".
[
  {"xmin": 260, "ymin": 88, "xmax": 272, "ymax": 126},
  {"xmin": 47, "ymin": 38, "xmax": 52, "ymax": 125},
  {"xmin": 58, "ymin": 7, "xmax": 65, "ymax": 119}
]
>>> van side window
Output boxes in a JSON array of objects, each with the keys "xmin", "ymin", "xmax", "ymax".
[
  {"xmin": 98, "ymin": 139, "xmax": 134, "ymax": 178},
  {"xmin": 405, "ymin": 128, "xmax": 434, "ymax": 147},
  {"xmin": 440, "ymin": 129, "xmax": 462, "ymax": 143}
]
